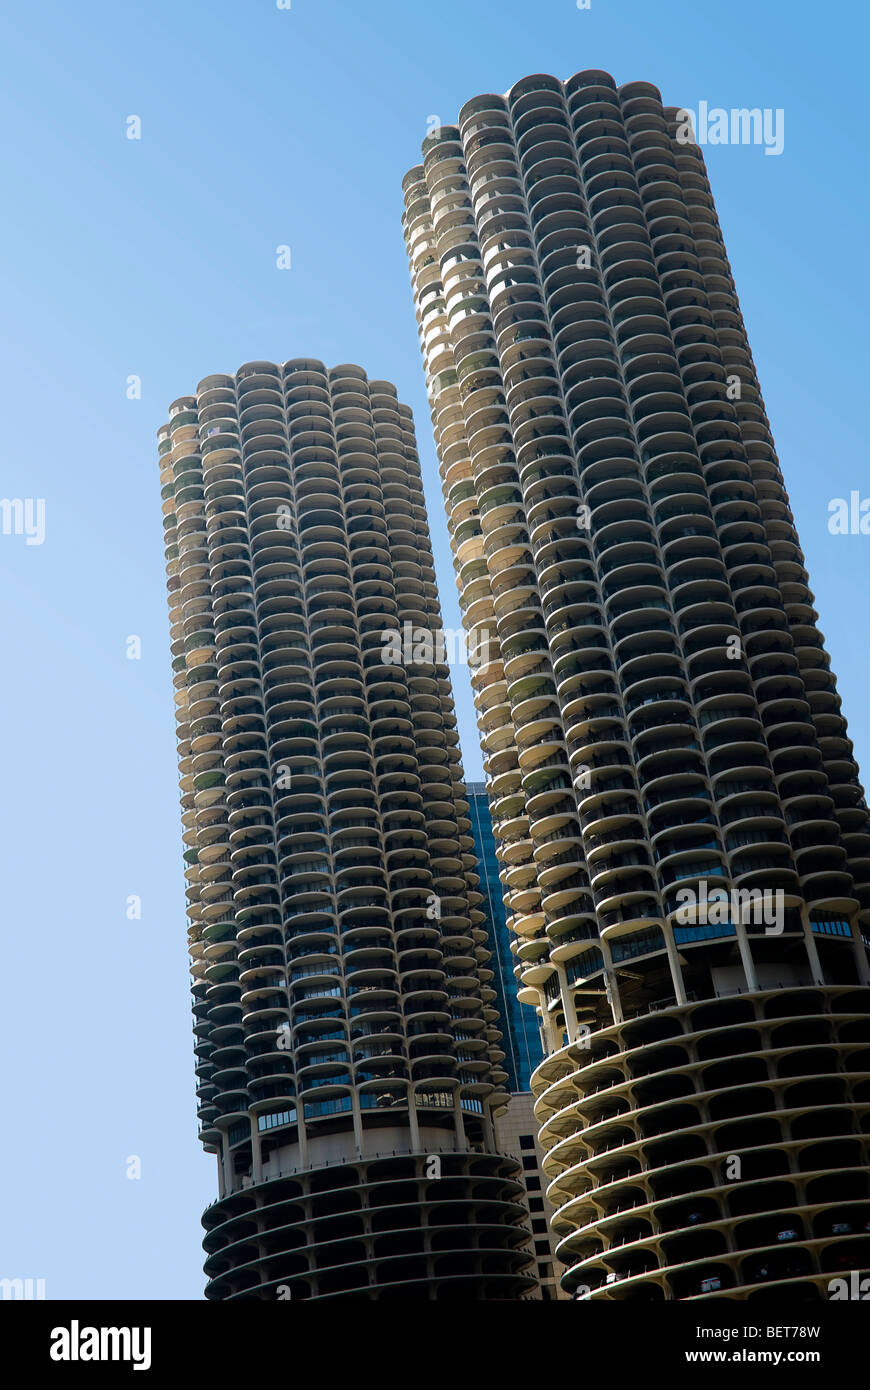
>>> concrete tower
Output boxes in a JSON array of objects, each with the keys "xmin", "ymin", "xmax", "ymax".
[
  {"xmin": 403, "ymin": 70, "xmax": 870, "ymax": 1300},
  {"xmin": 158, "ymin": 358, "xmax": 535, "ymax": 1299}
]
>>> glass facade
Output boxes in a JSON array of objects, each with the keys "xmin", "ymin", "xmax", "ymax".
[{"xmin": 467, "ymin": 781, "xmax": 544, "ymax": 1090}]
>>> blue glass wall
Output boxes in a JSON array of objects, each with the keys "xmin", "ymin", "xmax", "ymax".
[{"xmin": 466, "ymin": 782, "xmax": 544, "ymax": 1091}]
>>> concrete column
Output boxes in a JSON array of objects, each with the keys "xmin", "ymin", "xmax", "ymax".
[
  {"xmin": 732, "ymin": 919, "xmax": 759, "ymax": 992},
  {"xmin": 219, "ymin": 1131, "xmax": 233, "ymax": 1195},
  {"xmin": 481, "ymin": 1101, "xmax": 496, "ymax": 1152},
  {"xmin": 540, "ymin": 1001, "xmax": 559, "ymax": 1053},
  {"xmin": 555, "ymin": 961, "xmax": 580, "ymax": 1038},
  {"xmin": 848, "ymin": 917, "xmax": 870, "ymax": 984},
  {"xmin": 600, "ymin": 939, "xmax": 623, "ymax": 1025},
  {"xmin": 452, "ymin": 1091, "xmax": 467, "ymax": 1150},
  {"xmin": 296, "ymin": 1110, "xmax": 309, "ymax": 1170},
  {"xmin": 663, "ymin": 925, "xmax": 688, "ymax": 1005},
  {"xmin": 407, "ymin": 1089, "xmax": 421, "ymax": 1150},
  {"xmin": 250, "ymin": 1117, "xmax": 263, "ymax": 1184},
  {"xmin": 799, "ymin": 904, "xmax": 824, "ymax": 985},
  {"xmin": 350, "ymin": 1090, "xmax": 364, "ymax": 1153}
]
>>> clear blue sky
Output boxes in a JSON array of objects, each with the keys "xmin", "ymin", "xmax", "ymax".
[{"xmin": 0, "ymin": 0, "xmax": 866, "ymax": 1300}]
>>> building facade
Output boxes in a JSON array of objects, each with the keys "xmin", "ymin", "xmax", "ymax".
[
  {"xmin": 403, "ymin": 70, "xmax": 870, "ymax": 1300},
  {"xmin": 494, "ymin": 1091, "xmax": 568, "ymax": 1300},
  {"xmin": 467, "ymin": 781, "xmax": 544, "ymax": 1090},
  {"xmin": 158, "ymin": 358, "xmax": 536, "ymax": 1300}
]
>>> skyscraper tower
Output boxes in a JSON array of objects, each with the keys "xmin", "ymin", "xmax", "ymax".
[
  {"xmin": 158, "ymin": 358, "xmax": 535, "ymax": 1300},
  {"xmin": 467, "ymin": 781, "xmax": 544, "ymax": 1090},
  {"xmin": 403, "ymin": 70, "xmax": 870, "ymax": 1300}
]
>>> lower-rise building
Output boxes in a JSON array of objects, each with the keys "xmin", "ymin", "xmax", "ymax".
[{"xmin": 495, "ymin": 1092, "xmax": 568, "ymax": 1299}]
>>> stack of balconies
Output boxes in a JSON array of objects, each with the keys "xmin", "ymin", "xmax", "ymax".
[
  {"xmin": 159, "ymin": 359, "xmax": 534, "ymax": 1298},
  {"xmin": 403, "ymin": 68, "xmax": 870, "ymax": 1298}
]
